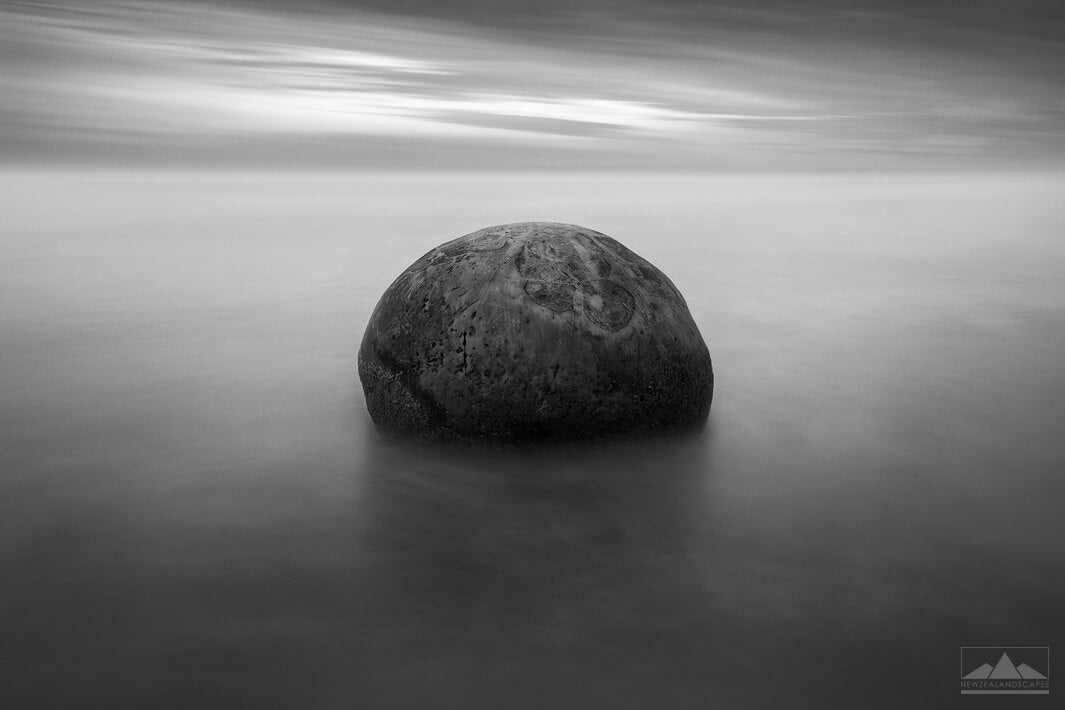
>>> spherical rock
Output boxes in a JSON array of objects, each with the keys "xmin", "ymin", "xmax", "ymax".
[{"xmin": 358, "ymin": 222, "xmax": 713, "ymax": 444}]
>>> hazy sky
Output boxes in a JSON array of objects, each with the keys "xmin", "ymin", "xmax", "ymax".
[{"xmin": 2, "ymin": 0, "xmax": 1063, "ymax": 169}]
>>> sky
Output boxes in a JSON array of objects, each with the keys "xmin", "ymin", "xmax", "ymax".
[{"xmin": 2, "ymin": 0, "xmax": 1063, "ymax": 170}]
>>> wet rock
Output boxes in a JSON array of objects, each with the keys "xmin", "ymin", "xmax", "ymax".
[{"xmin": 358, "ymin": 222, "xmax": 713, "ymax": 444}]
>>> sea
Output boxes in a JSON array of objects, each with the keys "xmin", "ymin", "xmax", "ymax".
[{"xmin": 2, "ymin": 170, "xmax": 1064, "ymax": 708}]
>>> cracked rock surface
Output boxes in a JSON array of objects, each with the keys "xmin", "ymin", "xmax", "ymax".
[{"xmin": 358, "ymin": 222, "xmax": 713, "ymax": 444}]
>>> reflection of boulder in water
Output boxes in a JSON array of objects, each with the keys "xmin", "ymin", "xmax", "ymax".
[
  {"xmin": 346, "ymin": 433, "xmax": 717, "ymax": 703},
  {"xmin": 358, "ymin": 222, "xmax": 713, "ymax": 444}
]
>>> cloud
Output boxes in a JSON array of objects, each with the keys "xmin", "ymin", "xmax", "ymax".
[{"xmin": 2, "ymin": 0, "xmax": 1062, "ymax": 169}]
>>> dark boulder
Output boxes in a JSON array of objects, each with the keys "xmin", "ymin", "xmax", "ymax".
[{"xmin": 358, "ymin": 222, "xmax": 713, "ymax": 444}]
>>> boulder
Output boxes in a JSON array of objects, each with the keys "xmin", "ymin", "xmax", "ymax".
[{"xmin": 358, "ymin": 222, "xmax": 713, "ymax": 444}]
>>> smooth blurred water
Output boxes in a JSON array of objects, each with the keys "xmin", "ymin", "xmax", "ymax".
[{"xmin": 2, "ymin": 170, "xmax": 1064, "ymax": 708}]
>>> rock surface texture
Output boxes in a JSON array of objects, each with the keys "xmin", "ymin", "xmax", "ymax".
[{"xmin": 359, "ymin": 222, "xmax": 713, "ymax": 444}]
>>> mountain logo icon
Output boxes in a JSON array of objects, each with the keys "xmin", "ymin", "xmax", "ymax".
[
  {"xmin": 961, "ymin": 647, "xmax": 1050, "ymax": 695},
  {"xmin": 963, "ymin": 652, "xmax": 1047, "ymax": 680}
]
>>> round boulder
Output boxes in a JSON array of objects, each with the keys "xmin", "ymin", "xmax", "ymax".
[{"xmin": 358, "ymin": 222, "xmax": 713, "ymax": 444}]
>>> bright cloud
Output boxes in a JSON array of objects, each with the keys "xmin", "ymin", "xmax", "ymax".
[{"xmin": 3, "ymin": 0, "xmax": 1059, "ymax": 168}]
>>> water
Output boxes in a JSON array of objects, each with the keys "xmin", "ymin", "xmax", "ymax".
[{"xmin": 2, "ymin": 170, "xmax": 1064, "ymax": 707}]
